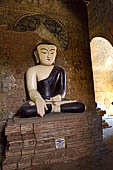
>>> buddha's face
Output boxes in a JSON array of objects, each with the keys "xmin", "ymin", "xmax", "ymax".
[{"xmin": 37, "ymin": 44, "xmax": 57, "ymax": 66}]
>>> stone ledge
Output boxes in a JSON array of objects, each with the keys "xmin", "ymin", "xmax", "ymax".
[{"xmin": 10, "ymin": 112, "xmax": 92, "ymax": 124}]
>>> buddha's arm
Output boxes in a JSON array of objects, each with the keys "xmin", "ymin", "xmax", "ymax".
[
  {"xmin": 26, "ymin": 67, "xmax": 39, "ymax": 101},
  {"xmin": 26, "ymin": 67, "xmax": 47, "ymax": 117}
]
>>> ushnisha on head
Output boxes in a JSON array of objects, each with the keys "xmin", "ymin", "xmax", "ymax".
[{"xmin": 34, "ymin": 41, "xmax": 57, "ymax": 66}]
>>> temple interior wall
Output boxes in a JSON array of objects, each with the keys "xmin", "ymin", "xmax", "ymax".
[
  {"xmin": 88, "ymin": 0, "xmax": 113, "ymax": 115},
  {"xmin": 0, "ymin": 1, "xmax": 106, "ymax": 168},
  {"xmin": 88, "ymin": 0, "xmax": 113, "ymax": 46},
  {"xmin": 0, "ymin": 0, "xmax": 96, "ymax": 119}
]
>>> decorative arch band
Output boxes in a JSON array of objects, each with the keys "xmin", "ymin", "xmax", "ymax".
[{"xmin": 14, "ymin": 14, "xmax": 68, "ymax": 50}]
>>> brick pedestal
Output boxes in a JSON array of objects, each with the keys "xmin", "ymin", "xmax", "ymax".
[{"xmin": 2, "ymin": 112, "xmax": 103, "ymax": 170}]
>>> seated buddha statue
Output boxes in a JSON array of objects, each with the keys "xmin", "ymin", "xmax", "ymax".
[{"xmin": 16, "ymin": 41, "xmax": 85, "ymax": 118}]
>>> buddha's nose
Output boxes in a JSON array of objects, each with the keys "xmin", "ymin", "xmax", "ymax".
[{"xmin": 47, "ymin": 52, "xmax": 50, "ymax": 57}]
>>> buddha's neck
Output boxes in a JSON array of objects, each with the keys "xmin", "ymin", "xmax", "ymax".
[{"xmin": 39, "ymin": 64, "xmax": 54, "ymax": 67}]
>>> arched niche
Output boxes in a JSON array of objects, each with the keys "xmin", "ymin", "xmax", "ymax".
[{"xmin": 90, "ymin": 37, "xmax": 113, "ymax": 116}]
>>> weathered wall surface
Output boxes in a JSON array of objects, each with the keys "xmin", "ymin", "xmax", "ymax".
[
  {"xmin": 88, "ymin": 0, "xmax": 113, "ymax": 115},
  {"xmin": 88, "ymin": 0, "xmax": 113, "ymax": 46},
  {"xmin": 0, "ymin": 0, "xmax": 95, "ymax": 118}
]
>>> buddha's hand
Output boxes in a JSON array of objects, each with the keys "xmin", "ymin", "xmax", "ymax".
[
  {"xmin": 35, "ymin": 97, "xmax": 48, "ymax": 117},
  {"xmin": 50, "ymin": 95, "xmax": 62, "ymax": 102}
]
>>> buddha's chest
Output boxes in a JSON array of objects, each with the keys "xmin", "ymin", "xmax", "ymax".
[{"xmin": 36, "ymin": 65, "xmax": 54, "ymax": 81}]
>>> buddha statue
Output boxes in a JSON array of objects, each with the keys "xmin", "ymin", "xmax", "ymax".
[{"xmin": 16, "ymin": 41, "xmax": 85, "ymax": 118}]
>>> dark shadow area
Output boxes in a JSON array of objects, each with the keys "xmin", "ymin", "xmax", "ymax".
[
  {"xmin": 0, "ymin": 125, "xmax": 7, "ymax": 170},
  {"xmin": 24, "ymin": 72, "xmax": 30, "ymax": 101},
  {"xmin": 61, "ymin": 0, "xmax": 88, "ymax": 24}
]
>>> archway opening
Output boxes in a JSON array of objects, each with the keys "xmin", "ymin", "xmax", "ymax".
[{"xmin": 90, "ymin": 37, "xmax": 113, "ymax": 116}]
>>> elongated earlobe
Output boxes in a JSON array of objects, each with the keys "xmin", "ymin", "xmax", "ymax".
[{"xmin": 34, "ymin": 51, "xmax": 39, "ymax": 64}]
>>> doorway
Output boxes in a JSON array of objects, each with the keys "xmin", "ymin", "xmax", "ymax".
[{"xmin": 90, "ymin": 37, "xmax": 113, "ymax": 116}]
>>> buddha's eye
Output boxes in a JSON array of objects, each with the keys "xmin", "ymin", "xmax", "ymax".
[
  {"xmin": 50, "ymin": 52, "xmax": 54, "ymax": 54},
  {"xmin": 41, "ymin": 51, "xmax": 47, "ymax": 54}
]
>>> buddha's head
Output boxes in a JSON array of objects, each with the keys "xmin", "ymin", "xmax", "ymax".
[{"xmin": 34, "ymin": 41, "xmax": 57, "ymax": 66}]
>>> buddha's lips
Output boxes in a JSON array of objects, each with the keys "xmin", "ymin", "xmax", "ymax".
[{"xmin": 47, "ymin": 59, "xmax": 50, "ymax": 61}]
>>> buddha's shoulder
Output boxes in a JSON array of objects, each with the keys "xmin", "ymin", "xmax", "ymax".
[{"xmin": 27, "ymin": 65, "xmax": 40, "ymax": 73}]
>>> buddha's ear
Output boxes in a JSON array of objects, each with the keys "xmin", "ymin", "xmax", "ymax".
[{"xmin": 34, "ymin": 51, "xmax": 39, "ymax": 64}]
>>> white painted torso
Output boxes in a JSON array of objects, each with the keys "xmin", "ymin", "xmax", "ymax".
[
  {"xmin": 26, "ymin": 64, "xmax": 54, "ymax": 92},
  {"xmin": 35, "ymin": 65, "xmax": 54, "ymax": 81}
]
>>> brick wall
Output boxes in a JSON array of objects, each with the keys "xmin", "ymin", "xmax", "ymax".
[
  {"xmin": 0, "ymin": 0, "xmax": 96, "ymax": 119},
  {"xmin": 2, "ymin": 112, "xmax": 103, "ymax": 170}
]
